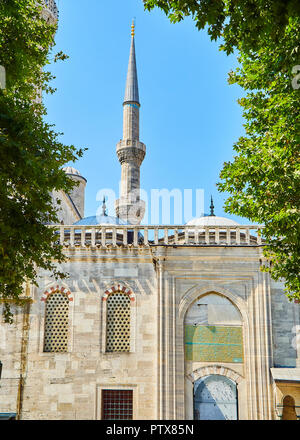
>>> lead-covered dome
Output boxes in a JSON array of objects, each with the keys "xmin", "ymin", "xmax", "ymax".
[
  {"xmin": 186, "ymin": 216, "xmax": 240, "ymax": 227},
  {"xmin": 63, "ymin": 166, "xmax": 80, "ymax": 175},
  {"xmin": 72, "ymin": 214, "xmax": 143, "ymax": 243},
  {"xmin": 73, "ymin": 215, "xmax": 129, "ymax": 226},
  {"xmin": 63, "ymin": 166, "xmax": 86, "ymax": 181}
]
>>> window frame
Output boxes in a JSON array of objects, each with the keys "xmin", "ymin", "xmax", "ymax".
[
  {"xmin": 95, "ymin": 384, "xmax": 138, "ymax": 420},
  {"xmin": 105, "ymin": 292, "xmax": 131, "ymax": 353},
  {"xmin": 101, "ymin": 389, "xmax": 133, "ymax": 420},
  {"xmin": 39, "ymin": 286, "xmax": 74, "ymax": 354},
  {"xmin": 101, "ymin": 285, "xmax": 136, "ymax": 354}
]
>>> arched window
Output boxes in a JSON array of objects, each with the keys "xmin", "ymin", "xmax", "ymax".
[
  {"xmin": 44, "ymin": 291, "xmax": 69, "ymax": 352},
  {"xmin": 185, "ymin": 293, "xmax": 243, "ymax": 363},
  {"xmin": 106, "ymin": 292, "xmax": 131, "ymax": 352},
  {"xmin": 282, "ymin": 395, "xmax": 297, "ymax": 420}
]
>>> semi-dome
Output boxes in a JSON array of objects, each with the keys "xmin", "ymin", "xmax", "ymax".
[
  {"xmin": 73, "ymin": 215, "xmax": 129, "ymax": 226},
  {"xmin": 186, "ymin": 215, "xmax": 240, "ymax": 227}
]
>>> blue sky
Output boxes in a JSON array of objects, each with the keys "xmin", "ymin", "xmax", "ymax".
[{"xmin": 45, "ymin": 0, "xmax": 248, "ymax": 224}]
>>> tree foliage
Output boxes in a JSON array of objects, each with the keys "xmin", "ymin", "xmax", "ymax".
[
  {"xmin": 219, "ymin": 18, "xmax": 300, "ymax": 298},
  {"xmin": 0, "ymin": 0, "xmax": 84, "ymax": 322},
  {"xmin": 144, "ymin": 0, "xmax": 300, "ymax": 298}
]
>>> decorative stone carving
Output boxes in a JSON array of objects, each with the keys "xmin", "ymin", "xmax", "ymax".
[{"xmin": 116, "ymin": 141, "xmax": 146, "ymax": 166}]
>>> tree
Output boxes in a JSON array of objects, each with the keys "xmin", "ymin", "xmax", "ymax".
[
  {"xmin": 219, "ymin": 17, "xmax": 300, "ymax": 299},
  {"xmin": 0, "ymin": 0, "xmax": 84, "ymax": 322},
  {"xmin": 144, "ymin": 1, "xmax": 300, "ymax": 298}
]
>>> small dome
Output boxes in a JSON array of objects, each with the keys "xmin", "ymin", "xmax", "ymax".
[
  {"xmin": 63, "ymin": 166, "xmax": 86, "ymax": 182},
  {"xmin": 186, "ymin": 215, "xmax": 240, "ymax": 227},
  {"xmin": 63, "ymin": 166, "xmax": 82, "ymax": 177},
  {"xmin": 73, "ymin": 215, "xmax": 129, "ymax": 226}
]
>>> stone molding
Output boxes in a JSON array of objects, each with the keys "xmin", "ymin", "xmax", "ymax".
[
  {"xmin": 117, "ymin": 139, "xmax": 146, "ymax": 151},
  {"xmin": 187, "ymin": 365, "xmax": 244, "ymax": 384}
]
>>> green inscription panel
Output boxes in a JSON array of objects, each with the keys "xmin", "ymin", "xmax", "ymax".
[{"xmin": 185, "ymin": 325, "xmax": 243, "ymax": 363}]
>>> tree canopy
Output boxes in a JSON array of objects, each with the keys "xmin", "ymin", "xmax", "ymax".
[
  {"xmin": 144, "ymin": 0, "xmax": 300, "ymax": 299},
  {"xmin": 219, "ymin": 17, "xmax": 300, "ymax": 299},
  {"xmin": 0, "ymin": 0, "xmax": 84, "ymax": 322}
]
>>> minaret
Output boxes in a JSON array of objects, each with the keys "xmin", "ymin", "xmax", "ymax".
[{"xmin": 115, "ymin": 21, "xmax": 146, "ymax": 224}]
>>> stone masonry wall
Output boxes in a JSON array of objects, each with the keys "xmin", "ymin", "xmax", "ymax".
[
  {"xmin": 0, "ymin": 248, "xmax": 158, "ymax": 420},
  {"xmin": 271, "ymin": 279, "xmax": 299, "ymax": 367}
]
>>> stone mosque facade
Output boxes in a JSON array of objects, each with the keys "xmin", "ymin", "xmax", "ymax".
[{"xmin": 0, "ymin": 3, "xmax": 300, "ymax": 421}]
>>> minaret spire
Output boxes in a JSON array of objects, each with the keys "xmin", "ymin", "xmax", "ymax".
[
  {"xmin": 210, "ymin": 196, "xmax": 215, "ymax": 217},
  {"xmin": 102, "ymin": 196, "xmax": 107, "ymax": 216},
  {"xmin": 123, "ymin": 19, "xmax": 140, "ymax": 139},
  {"xmin": 124, "ymin": 21, "xmax": 139, "ymax": 106},
  {"xmin": 115, "ymin": 22, "xmax": 146, "ymax": 225}
]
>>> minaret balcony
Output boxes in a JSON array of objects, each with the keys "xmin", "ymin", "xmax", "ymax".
[
  {"xmin": 116, "ymin": 139, "xmax": 146, "ymax": 165},
  {"xmin": 40, "ymin": 0, "xmax": 58, "ymax": 23}
]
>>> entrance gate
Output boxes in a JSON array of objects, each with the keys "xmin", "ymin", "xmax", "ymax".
[{"xmin": 194, "ymin": 375, "xmax": 238, "ymax": 420}]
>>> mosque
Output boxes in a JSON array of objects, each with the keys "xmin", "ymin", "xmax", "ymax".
[{"xmin": 0, "ymin": 3, "xmax": 299, "ymax": 420}]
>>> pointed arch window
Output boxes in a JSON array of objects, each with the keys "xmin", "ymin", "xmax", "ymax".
[
  {"xmin": 44, "ymin": 291, "xmax": 69, "ymax": 352},
  {"xmin": 106, "ymin": 292, "xmax": 131, "ymax": 353},
  {"xmin": 185, "ymin": 293, "xmax": 243, "ymax": 363}
]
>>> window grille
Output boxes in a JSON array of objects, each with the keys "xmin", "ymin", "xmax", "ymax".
[
  {"xmin": 102, "ymin": 390, "xmax": 133, "ymax": 420},
  {"xmin": 106, "ymin": 292, "xmax": 130, "ymax": 352},
  {"xmin": 44, "ymin": 291, "xmax": 69, "ymax": 352}
]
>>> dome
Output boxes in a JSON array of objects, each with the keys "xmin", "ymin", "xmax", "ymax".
[
  {"xmin": 73, "ymin": 215, "xmax": 129, "ymax": 226},
  {"xmin": 186, "ymin": 215, "xmax": 240, "ymax": 227},
  {"xmin": 63, "ymin": 166, "xmax": 86, "ymax": 180},
  {"xmin": 63, "ymin": 166, "xmax": 81, "ymax": 176},
  {"xmin": 72, "ymin": 215, "xmax": 143, "ymax": 244}
]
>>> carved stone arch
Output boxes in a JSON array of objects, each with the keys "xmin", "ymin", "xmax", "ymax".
[
  {"xmin": 41, "ymin": 285, "xmax": 73, "ymax": 302},
  {"xmin": 179, "ymin": 284, "xmax": 248, "ymax": 327},
  {"xmin": 187, "ymin": 365, "xmax": 244, "ymax": 385},
  {"xmin": 102, "ymin": 283, "xmax": 135, "ymax": 302}
]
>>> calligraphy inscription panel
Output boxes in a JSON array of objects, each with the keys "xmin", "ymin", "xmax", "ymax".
[{"xmin": 185, "ymin": 325, "xmax": 243, "ymax": 363}]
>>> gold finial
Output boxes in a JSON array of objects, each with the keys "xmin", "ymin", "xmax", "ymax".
[{"xmin": 131, "ymin": 19, "xmax": 135, "ymax": 37}]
